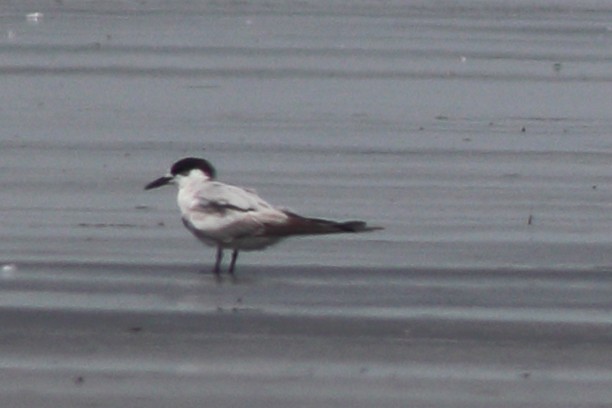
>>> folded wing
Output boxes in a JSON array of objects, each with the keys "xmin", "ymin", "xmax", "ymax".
[
  {"xmin": 263, "ymin": 211, "xmax": 382, "ymax": 236},
  {"xmin": 184, "ymin": 182, "xmax": 288, "ymax": 242},
  {"xmin": 184, "ymin": 181, "xmax": 382, "ymax": 243}
]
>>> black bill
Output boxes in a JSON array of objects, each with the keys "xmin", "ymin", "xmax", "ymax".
[{"xmin": 144, "ymin": 176, "xmax": 173, "ymax": 190}]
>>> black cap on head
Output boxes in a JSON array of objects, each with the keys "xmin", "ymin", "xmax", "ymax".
[
  {"xmin": 170, "ymin": 157, "xmax": 216, "ymax": 179},
  {"xmin": 145, "ymin": 157, "xmax": 217, "ymax": 190}
]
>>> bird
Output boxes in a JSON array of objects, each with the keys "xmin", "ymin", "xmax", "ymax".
[{"xmin": 145, "ymin": 157, "xmax": 382, "ymax": 275}]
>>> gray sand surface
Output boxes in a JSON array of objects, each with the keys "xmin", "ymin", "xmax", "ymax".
[
  {"xmin": 1, "ymin": 265, "xmax": 612, "ymax": 407},
  {"xmin": 1, "ymin": 0, "xmax": 612, "ymax": 406}
]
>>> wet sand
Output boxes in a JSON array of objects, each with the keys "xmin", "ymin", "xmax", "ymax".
[
  {"xmin": 1, "ymin": 0, "xmax": 612, "ymax": 406},
  {"xmin": 1, "ymin": 264, "xmax": 612, "ymax": 407}
]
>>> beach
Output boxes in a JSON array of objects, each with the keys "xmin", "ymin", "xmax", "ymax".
[{"xmin": 1, "ymin": 1, "xmax": 612, "ymax": 406}]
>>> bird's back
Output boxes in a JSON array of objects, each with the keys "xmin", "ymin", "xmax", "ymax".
[{"xmin": 178, "ymin": 180, "xmax": 290, "ymax": 248}]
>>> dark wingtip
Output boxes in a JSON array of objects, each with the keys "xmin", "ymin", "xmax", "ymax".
[{"xmin": 338, "ymin": 221, "xmax": 384, "ymax": 233}]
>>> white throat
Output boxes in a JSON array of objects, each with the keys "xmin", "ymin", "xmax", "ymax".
[{"xmin": 175, "ymin": 169, "xmax": 212, "ymax": 215}]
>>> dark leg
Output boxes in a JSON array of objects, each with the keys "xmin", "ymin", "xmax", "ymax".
[
  {"xmin": 212, "ymin": 246, "xmax": 223, "ymax": 275},
  {"xmin": 228, "ymin": 250, "xmax": 239, "ymax": 275}
]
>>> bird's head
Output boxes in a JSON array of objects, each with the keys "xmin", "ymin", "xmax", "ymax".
[{"xmin": 144, "ymin": 157, "xmax": 217, "ymax": 190}]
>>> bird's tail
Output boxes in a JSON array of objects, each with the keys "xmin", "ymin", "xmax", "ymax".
[{"xmin": 264, "ymin": 211, "xmax": 383, "ymax": 236}]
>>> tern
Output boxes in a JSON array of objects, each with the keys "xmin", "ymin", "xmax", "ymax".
[{"xmin": 145, "ymin": 157, "xmax": 381, "ymax": 275}]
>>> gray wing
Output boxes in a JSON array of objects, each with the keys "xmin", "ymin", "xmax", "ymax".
[
  {"xmin": 186, "ymin": 181, "xmax": 288, "ymax": 240},
  {"xmin": 194, "ymin": 182, "xmax": 273, "ymax": 213}
]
